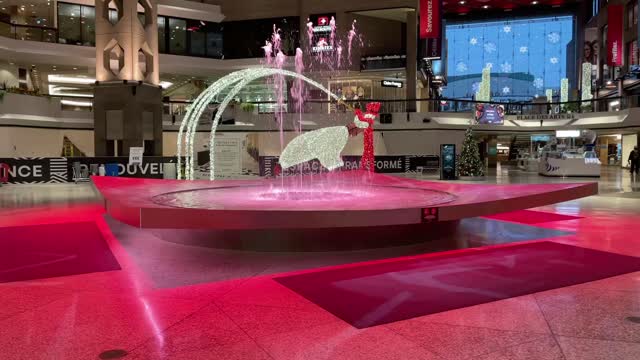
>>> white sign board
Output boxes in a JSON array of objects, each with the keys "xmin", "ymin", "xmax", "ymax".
[
  {"xmin": 129, "ymin": 147, "xmax": 144, "ymax": 165},
  {"xmin": 214, "ymin": 134, "xmax": 242, "ymax": 177}
]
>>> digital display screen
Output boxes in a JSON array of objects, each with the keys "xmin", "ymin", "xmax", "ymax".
[{"xmin": 475, "ymin": 103, "xmax": 505, "ymax": 125}]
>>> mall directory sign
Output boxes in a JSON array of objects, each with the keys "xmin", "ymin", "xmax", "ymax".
[{"xmin": 440, "ymin": 144, "xmax": 456, "ymax": 180}]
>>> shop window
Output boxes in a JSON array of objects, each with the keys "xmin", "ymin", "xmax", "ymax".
[
  {"xmin": 81, "ymin": 6, "xmax": 96, "ymax": 46},
  {"xmin": 157, "ymin": 16, "xmax": 166, "ymax": 53},
  {"xmin": 57, "ymin": 3, "xmax": 82, "ymax": 45},
  {"xmin": 188, "ymin": 20, "xmax": 206, "ymax": 57},
  {"xmin": 168, "ymin": 18, "xmax": 187, "ymax": 55}
]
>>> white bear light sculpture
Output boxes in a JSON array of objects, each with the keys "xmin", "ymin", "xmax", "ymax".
[{"xmin": 279, "ymin": 111, "xmax": 372, "ymax": 170}]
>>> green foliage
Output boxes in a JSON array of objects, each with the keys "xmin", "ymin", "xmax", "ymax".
[
  {"xmin": 457, "ymin": 127, "xmax": 485, "ymax": 177},
  {"xmin": 240, "ymin": 102, "xmax": 256, "ymax": 112}
]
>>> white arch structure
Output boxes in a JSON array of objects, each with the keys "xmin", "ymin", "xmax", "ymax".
[{"xmin": 177, "ymin": 68, "xmax": 342, "ymax": 180}]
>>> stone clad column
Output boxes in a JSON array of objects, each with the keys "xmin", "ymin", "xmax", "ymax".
[{"xmin": 93, "ymin": 0, "xmax": 163, "ymax": 156}]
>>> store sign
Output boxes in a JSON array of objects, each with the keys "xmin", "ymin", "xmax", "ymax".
[
  {"xmin": 309, "ymin": 13, "xmax": 335, "ymax": 53},
  {"xmin": 608, "ymin": 5, "xmax": 623, "ymax": 66},
  {"xmin": 381, "ymin": 80, "xmax": 404, "ymax": 88},
  {"xmin": 420, "ymin": 0, "xmax": 441, "ymax": 39},
  {"xmin": 556, "ymin": 130, "xmax": 581, "ymax": 138},
  {"xmin": 361, "ymin": 54, "xmax": 406, "ymax": 70},
  {"xmin": 514, "ymin": 114, "xmax": 576, "ymax": 121},
  {"xmin": 259, "ymin": 155, "xmax": 439, "ymax": 177},
  {"xmin": 0, "ymin": 157, "xmax": 178, "ymax": 184},
  {"xmin": 424, "ymin": 38, "xmax": 442, "ymax": 59}
]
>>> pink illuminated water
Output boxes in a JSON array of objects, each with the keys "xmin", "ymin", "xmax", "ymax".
[{"xmin": 152, "ymin": 180, "xmax": 456, "ymax": 211}]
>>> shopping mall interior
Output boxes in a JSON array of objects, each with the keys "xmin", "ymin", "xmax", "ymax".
[{"xmin": 1, "ymin": 0, "xmax": 640, "ymax": 359}]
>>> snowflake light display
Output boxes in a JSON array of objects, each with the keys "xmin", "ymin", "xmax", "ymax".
[
  {"xmin": 581, "ymin": 62, "xmax": 593, "ymax": 104},
  {"xmin": 484, "ymin": 42, "xmax": 497, "ymax": 53},
  {"xmin": 475, "ymin": 66, "xmax": 491, "ymax": 102},
  {"xmin": 547, "ymin": 32, "xmax": 561, "ymax": 44},
  {"xmin": 177, "ymin": 68, "xmax": 343, "ymax": 180},
  {"xmin": 519, "ymin": 46, "xmax": 528, "ymax": 54},
  {"xmin": 534, "ymin": 78, "xmax": 544, "ymax": 89},
  {"xmin": 456, "ymin": 61, "xmax": 468, "ymax": 73},
  {"xmin": 503, "ymin": 25, "xmax": 511, "ymax": 33},
  {"xmin": 502, "ymin": 86, "xmax": 510, "ymax": 94},
  {"xmin": 470, "ymin": 37, "xmax": 478, "ymax": 45},
  {"xmin": 560, "ymin": 78, "xmax": 569, "ymax": 106},
  {"xmin": 279, "ymin": 127, "xmax": 350, "ymax": 171},
  {"xmin": 500, "ymin": 62, "xmax": 512, "ymax": 73},
  {"xmin": 550, "ymin": 57, "xmax": 558, "ymax": 64}
]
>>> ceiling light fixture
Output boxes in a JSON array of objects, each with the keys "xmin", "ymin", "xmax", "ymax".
[
  {"xmin": 483, "ymin": 5, "xmax": 489, "ymax": 9},
  {"xmin": 48, "ymin": 74, "xmax": 95, "ymax": 84}
]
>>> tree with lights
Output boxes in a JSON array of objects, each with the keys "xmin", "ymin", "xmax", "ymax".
[{"xmin": 457, "ymin": 128, "xmax": 485, "ymax": 177}]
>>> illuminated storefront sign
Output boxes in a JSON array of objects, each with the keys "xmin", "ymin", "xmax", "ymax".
[
  {"xmin": 608, "ymin": 5, "xmax": 623, "ymax": 66},
  {"xmin": 420, "ymin": 0, "xmax": 441, "ymax": 39},
  {"xmin": 381, "ymin": 80, "xmax": 404, "ymax": 88}
]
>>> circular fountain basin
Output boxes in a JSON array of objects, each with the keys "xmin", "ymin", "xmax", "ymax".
[{"xmin": 151, "ymin": 183, "xmax": 457, "ymax": 211}]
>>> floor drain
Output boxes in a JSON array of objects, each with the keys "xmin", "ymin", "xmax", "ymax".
[
  {"xmin": 626, "ymin": 316, "xmax": 640, "ymax": 324},
  {"xmin": 98, "ymin": 349, "xmax": 128, "ymax": 359}
]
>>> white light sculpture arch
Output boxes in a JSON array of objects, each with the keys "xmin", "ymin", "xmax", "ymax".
[{"xmin": 177, "ymin": 68, "xmax": 342, "ymax": 180}]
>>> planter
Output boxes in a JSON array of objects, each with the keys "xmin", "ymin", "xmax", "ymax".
[{"xmin": 458, "ymin": 175, "xmax": 486, "ymax": 181}]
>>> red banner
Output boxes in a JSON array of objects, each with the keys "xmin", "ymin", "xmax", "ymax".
[
  {"xmin": 608, "ymin": 5, "xmax": 623, "ymax": 66},
  {"xmin": 420, "ymin": 0, "xmax": 441, "ymax": 39}
]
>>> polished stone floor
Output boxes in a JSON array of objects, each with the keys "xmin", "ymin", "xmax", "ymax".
[{"xmin": 0, "ymin": 166, "xmax": 639, "ymax": 360}]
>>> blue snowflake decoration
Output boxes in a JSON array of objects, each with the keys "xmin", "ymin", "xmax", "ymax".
[
  {"xmin": 456, "ymin": 61, "xmax": 468, "ymax": 73},
  {"xmin": 534, "ymin": 78, "xmax": 544, "ymax": 89},
  {"xmin": 500, "ymin": 62, "xmax": 512, "ymax": 73},
  {"xmin": 484, "ymin": 42, "xmax": 497, "ymax": 53},
  {"xmin": 547, "ymin": 32, "xmax": 560, "ymax": 44}
]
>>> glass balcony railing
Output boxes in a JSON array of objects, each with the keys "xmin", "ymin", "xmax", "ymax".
[{"xmin": 0, "ymin": 20, "xmax": 57, "ymax": 43}]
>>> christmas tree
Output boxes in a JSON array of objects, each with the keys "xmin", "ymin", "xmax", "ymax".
[{"xmin": 457, "ymin": 128, "xmax": 485, "ymax": 177}]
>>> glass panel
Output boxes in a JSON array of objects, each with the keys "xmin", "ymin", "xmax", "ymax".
[
  {"xmin": 188, "ymin": 20, "xmax": 206, "ymax": 56},
  {"xmin": 0, "ymin": 21, "xmax": 10, "ymax": 38},
  {"xmin": 58, "ymin": 3, "xmax": 82, "ymax": 45},
  {"xmin": 81, "ymin": 6, "xmax": 95, "ymax": 46},
  {"xmin": 157, "ymin": 16, "xmax": 166, "ymax": 53},
  {"xmin": 444, "ymin": 16, "xmax": 574, "ymax": 101},
  {"xmin": 169, "ymin": 18, "xmax": 187, "ymax": 55},
  {"xmin": 206, "ymin": 31, "xmax": 223, "ymax": 58}
]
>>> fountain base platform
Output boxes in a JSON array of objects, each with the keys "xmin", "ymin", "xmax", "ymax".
[{"xmin": 93, "ymin": 171, "xmax": 596, "ymax": 248}]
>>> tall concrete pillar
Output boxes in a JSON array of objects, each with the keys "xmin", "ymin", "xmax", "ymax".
[
  {"xmin": 93, "ymin": 0, "xmax": 163, "ymax": 156},
  {"xmin": 406, "ymin": 10, "xmax": 417, "ymax": 112}
]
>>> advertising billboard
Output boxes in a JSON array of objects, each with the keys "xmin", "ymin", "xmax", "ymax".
[{"xmin": 475, "ymin": 103, "xmax": 505, "ymax": 125}]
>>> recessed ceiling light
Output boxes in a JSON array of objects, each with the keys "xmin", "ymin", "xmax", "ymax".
[
  {"xmin": 532, "ymin": 1, "xmax": 539, "ymax": 4},
  {"xmin": 73, "ymin": 67, "xmax": 78, "ymax": 70},
  {"xmin": 459, "ymin": 0, "xmax": 465, "ymax": 4},
  {"xmin": 483, "ymin": 5, "xmax": 489, "ymax": 9}
]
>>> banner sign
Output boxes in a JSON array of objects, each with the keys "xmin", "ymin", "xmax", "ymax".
[
  {"xmin": 608, "ymin": 5, "xmax": 623, "ymax": 66},
  {"xmin": 475, "ymin": 103, "xmax": 505, "ymax": 125},
  {"xmin": 360, "ymin": 55, "xmax": 407, "ymax": 71},
  {"xmin": 0, "ymin": 157, "xmax": 178, "ymax": 184},
  {"xmin": 259, "ymin": 155, "xmax": 439, "ymax": 177},
  {"xmin": 309, "ymin": 13, "xmax": 336, "ymax": 53},
  {"xmin": 420, "ymin": 0, "xmax": 441, "ymax": 39}
]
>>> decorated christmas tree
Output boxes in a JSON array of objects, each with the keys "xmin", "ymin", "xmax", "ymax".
[{"xmin": 457, "ymin": 128, "xmax": 485, "ymax": 177}]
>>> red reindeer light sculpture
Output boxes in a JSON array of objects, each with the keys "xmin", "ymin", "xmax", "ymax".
[{"xmin": 350, "ymin": 102, "xmax": 381, "ymax": 172}]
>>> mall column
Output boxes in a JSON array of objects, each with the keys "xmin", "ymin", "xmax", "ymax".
[
  {"xmin": 406, "ymin": 10, "xmax": 417, "ymax": 112},
  {"xmin": 93, "ymin": 0, "xmax": 163, "ymax": 157}
]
